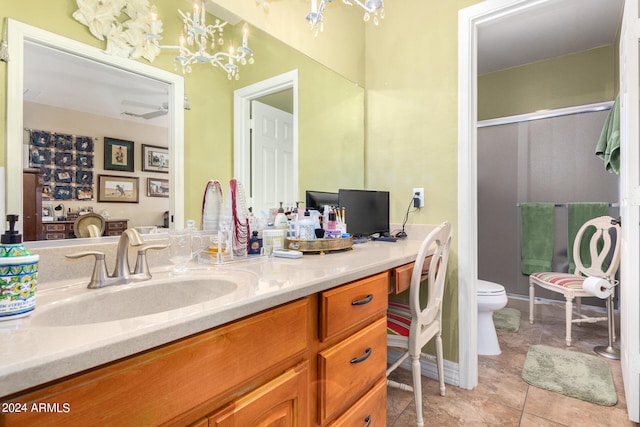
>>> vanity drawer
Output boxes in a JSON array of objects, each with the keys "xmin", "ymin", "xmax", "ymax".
[
  {"xmin": 390, "ymin": 256, "xmax": 434, "ymax": 295},
  {"xmin": 317, "ymin": 316, "xmax": 387, "ymax": 424},
  {"xmin": 327, "ymin": 377, "xmax": 386, "ymax": 427},
  {"xmin": 319, "ymin": 272, "xmax": 388, "ymax": 341},
  {"xmin": 391, "ymin": 262, "xmax": 414, "ymax": 294},
  {"xmin": 43, "ymin": 223, "xmax": 67, "ymax": 232},
  {"xmin": 105, "ymin": 220, "xmax": 128, "ymax": 236}
]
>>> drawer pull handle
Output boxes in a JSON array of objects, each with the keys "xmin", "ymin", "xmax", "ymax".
[
  {"xmin": 352, "ymin": 294, "xmax": 373, "ymax": 306},
  {"xmin": 350, "ymin": 347, "xmax": 372, "ymax": 364},
  {"xmin": 364, "ymin": 415, "xmax": 372, "ymax": 427}
]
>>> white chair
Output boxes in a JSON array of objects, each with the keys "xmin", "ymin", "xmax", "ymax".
[
  {"xmin": 386, "ymin": 221, "xmax": 452, "ymax": 427},
  {"xmin": 529, "ymin": 216, "xmax": 621, "ymax": 346}
]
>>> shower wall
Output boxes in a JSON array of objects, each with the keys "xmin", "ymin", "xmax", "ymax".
[{"xmin": 477, "ymin": 109, "xmax": 619, "ymax": 301}]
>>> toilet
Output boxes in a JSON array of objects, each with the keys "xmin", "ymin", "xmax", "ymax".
[{"xmin": 477, "ymin": 280, "xmax": 508, "ymax": 355}]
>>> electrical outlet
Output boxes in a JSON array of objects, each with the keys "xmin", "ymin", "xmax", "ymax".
[{"xmin": 413, "ymin": 187, "xmax": 424, "ymax": 208}]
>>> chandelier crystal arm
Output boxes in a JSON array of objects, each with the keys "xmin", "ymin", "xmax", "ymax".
[
  {"xmin": 150, "ymin": 0, "xmax": 253, "ymax": 80},
  {"xmin": 307, "ymin": 0, "xmax": 384, "ymax": 35}
]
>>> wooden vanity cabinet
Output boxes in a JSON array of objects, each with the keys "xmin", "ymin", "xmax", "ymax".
[
  {"xmin": 0, "ymin": 299, "xmax": 309, "ymax": 426},
  {"xmin": 327, "ymin": 378, "xmax": 386, "ymax": 427},
  {"xmin": 0, "ymin": 271, "xmax": 391, "ymax": 427},
  {"xmin": 315, "ymin": 271, "xmax": 389, "ymax": 426},
  {"xmin": 208, "ymin": 361, "xmax": 309, "ymax": 427}
]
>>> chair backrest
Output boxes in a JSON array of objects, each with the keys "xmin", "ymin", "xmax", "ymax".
[
  {"xmin": 86, "ymin": 224, "xmax": 101, "ymax": 237},
  {"xmin": 408, "ymin": 221, "xmax": 453, "ymax": 334},
  {"xmin": 573, "ymin": 216, "xmax": 621, "ymax": 279}
]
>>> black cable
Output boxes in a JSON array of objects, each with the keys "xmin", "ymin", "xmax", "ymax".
[{"xmin": 396, "ymin": 193, "xmax": 416, "ymax": 239}]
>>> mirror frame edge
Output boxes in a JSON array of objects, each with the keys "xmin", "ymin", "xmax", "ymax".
[{"xmin": 5, "ymin": 19, "xmax": 184, "ymax": 238}]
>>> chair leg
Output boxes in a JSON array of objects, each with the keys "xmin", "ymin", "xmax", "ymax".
[
  {"xmin": 529, "ymin": 281, "xmax": 535, "ymax": 324},
  {"xmin": 410, "ymin": 353, "xmax": 424, "ymax": 427},
  {"xmin": 436, "ymin": 334, "xmax": 445, "ymax": 397},
  {"xmin": 565, "ymin": 296, "xmax": 574, "ymax": 346}
]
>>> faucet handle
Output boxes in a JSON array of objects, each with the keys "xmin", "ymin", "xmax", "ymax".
[
  {"xmin": 133, "ymin": 244, "xmax": 168, "ymax": 277},
  {"xmin": 65, "ymin": 251, "xmax": 110, "ymax": 289}
]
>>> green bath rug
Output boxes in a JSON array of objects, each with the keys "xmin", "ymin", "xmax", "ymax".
[
  {"xmin": 521, "ymin": 344, "xmax": 617, "ymax": 406},
  {"xmin": 493, "ymin": 307, "xmax": 521, "ymax": 332}
]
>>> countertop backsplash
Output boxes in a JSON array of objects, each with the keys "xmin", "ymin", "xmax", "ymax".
[
  {"xmin": 27, "ymin": 235, "xmax": 170, "ymax": 290},
  {"xmin": 29, "ymin": 224, "xmax": 436, "ymax": 290}
]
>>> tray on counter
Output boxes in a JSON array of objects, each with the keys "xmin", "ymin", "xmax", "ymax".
[{"xmin": 284, "ymin": 236, "xmax": 353, "ymax": 254}]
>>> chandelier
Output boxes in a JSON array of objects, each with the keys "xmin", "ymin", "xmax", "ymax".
[
  {"xmin": 150, "ymin": 1, "xmax": 254, "ymax": 80},
  {"xmin": 306, "ymin": 0, "xmax": 385, "ymax": 35}
]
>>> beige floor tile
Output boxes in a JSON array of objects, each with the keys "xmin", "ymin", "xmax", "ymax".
[{"xmin": 387, "ymin": 298, "xmax": 637, "ymax": 426}]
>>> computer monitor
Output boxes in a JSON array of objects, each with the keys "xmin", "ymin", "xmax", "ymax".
[
  {"xmin": 338, "ymin": 189, "xmax": 390, "ymax": 238},
  {"xmin": 305, "ymin": 190, "xmax": 338, "ymax": 210}
]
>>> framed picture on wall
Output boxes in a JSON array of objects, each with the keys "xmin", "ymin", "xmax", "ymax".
[
  {"xmin": 141, "ymin": 144, "xmax": 169, "ymax": 173},
  {"xmin": 104, "ymin": 137, "xmax": 134, "ymax": 172},
  {"xmin": 98, "ymin": 174, "xmax": 139, "ymax": 203},
  {"xmin": 147, "ymin": 178, "xmax": 169, "ymax": 198}
]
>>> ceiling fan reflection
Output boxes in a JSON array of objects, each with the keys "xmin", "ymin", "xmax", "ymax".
[{"xmin": 120, "ymin": 100, "xmax": 168, "ymax": 119}]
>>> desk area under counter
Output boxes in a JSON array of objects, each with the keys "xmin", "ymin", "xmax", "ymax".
[{"xmin": 0, "ymin": 229, "xmax": 435, "ymax": 426}]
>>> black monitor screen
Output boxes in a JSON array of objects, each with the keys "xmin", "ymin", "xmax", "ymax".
[
  {"xmin": 338, "ymin": 189, "xmax": 390, "ymax": 237},
  {"xmin": 306, "ymin": 190, "xmax": 338, "ymax": 210}
]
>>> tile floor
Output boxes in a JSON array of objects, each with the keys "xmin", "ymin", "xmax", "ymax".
[{"xmin": 386, "ymin": 298, "xmax": 638, "ymax": 426}]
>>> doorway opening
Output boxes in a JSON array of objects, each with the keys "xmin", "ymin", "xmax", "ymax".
[{"xmin": 233, "ymin": 70, "xmax": 299, "ymax": 213}]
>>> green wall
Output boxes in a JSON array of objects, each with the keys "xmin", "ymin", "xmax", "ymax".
[
  {"xmin": 478, "ymin": 45, "xmax": 617, "ymax": 120},
  {"xmin": 365, "ymin": 0, "xmax": 481, "ymax": 362}
]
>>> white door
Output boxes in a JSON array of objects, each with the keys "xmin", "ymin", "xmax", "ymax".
[
  {"xmin": 251, "ymin": 100, "xmax": 294, "ymax": 213},
  {"xmin": 619, "ymin": 0, "xmax": 640, "ymax": 422}
]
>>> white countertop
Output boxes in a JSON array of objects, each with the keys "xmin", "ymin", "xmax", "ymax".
[{"xmin": 0, "ymin": 238, "xmax": 425, "ymax": 397}]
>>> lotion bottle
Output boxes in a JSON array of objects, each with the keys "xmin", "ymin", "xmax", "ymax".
[
  {"xmin": 0, "ymin": 215, "xmax": 39, "ymax": 320},
  {"xmin": 274, "ymin": 202, "xmax": 289, "ymax": 229},
  {"xmin": 298, "ymin": 209, "xmax": 315, "ymax": 240}
]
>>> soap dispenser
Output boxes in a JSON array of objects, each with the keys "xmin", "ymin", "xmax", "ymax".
[
  {"xmin": 274, "ymin": 202, "xmax": 289, "ymax": 229},
  {"xmin": 0, "ymin": 215, "xmax": 40, "ymax": 320}
]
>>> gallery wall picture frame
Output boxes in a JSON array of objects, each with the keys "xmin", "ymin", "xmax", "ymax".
[
  {"xmin": 97, "ymin": 174, "xmax": 139, "ymax": 203},
  {"xmin": 104, "ymin": 137, "xmax": 134, "ymax": 172},
  {"xmin": 147, "ymin": 177, "xmax": 169, "ymax": 198},
  {"xmin": 141, "ymin": 144, "xmax": 169, "ymax": 173}
]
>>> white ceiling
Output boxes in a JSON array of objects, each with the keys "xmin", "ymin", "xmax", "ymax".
[
  {"xmin": 22, "ymin": 0, "xmax": 624, "ymax": 122},
  {"xmin": 478, "ymin": 0, "xmax": 624, "ymax": 75},
  {"xmin": 23, "ymin": 41, "xmax": 170, "ymax": 127}
]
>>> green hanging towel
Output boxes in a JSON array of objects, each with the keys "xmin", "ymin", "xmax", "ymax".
[
  {"xmin": 520, "ymin": 203, "xmax": 555, "ymax": 275},
  {"xmin": 568, "ymin": 203, "xmax": 610, "ymax": 273},
  {"xmin": 595, "ymin": 95, "xmax": 620, "ymax": 175}
]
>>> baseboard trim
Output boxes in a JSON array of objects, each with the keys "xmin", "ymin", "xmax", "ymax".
[{"xmin": 387, "ymin": 349, "xmax": 460, "ymax": 387}]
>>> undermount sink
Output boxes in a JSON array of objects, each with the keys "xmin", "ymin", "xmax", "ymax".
[{"xmin": 29, "ymin": 277, "xmax": 239, "ymax": 327}]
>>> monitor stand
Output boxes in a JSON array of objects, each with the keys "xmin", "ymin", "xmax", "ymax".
[{"xmin": 352, "ymin": 236, "xmax": 368, "ymax": 244}]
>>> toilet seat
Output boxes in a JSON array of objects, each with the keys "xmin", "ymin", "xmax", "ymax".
[{"xmin": 477, "ymin": 280, "xmax": 506, "ymax": 296}]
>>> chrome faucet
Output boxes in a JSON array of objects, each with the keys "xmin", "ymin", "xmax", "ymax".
[
  {"xmin": 66, "ymin": 228, "xmax": 167, "ymax": 289},
  {"xmin": 112, "ymin": 228, "xmax": 144, "ymax": 281}
]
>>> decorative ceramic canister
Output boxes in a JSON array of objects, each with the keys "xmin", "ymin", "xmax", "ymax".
[{"xmin": 0, "ymin": 215, "xmax": 39, "ymax": 320}]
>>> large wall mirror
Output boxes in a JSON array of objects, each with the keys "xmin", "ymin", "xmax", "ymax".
[
  {"xmin": 5, "ymin": 3, "xmax": 365, "ymax": 244},
  {"xmin": 5, "ymin": 19, "xmax": 184, "ymax": 243}
]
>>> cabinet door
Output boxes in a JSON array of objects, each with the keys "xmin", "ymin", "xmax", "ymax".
[{"xmin": 209, "ymin": 361, "xmax": 309, "ymax": 427}]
